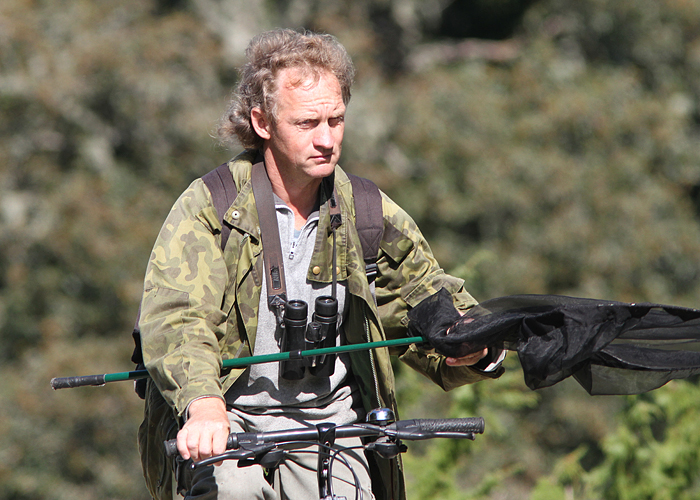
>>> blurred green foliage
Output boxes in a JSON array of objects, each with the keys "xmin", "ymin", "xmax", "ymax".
[{"xmin": 1, "ymin": 0, "xmax": 699, "ymax": 499}]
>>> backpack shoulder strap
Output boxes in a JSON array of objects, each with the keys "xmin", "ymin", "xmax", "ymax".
[
  {"xmin": 202, "ymin": 162, "xmax": 238, "ymax": 250},
  {"xmin": 348, "ymin": 174, "xmax": 384, "ymax": 283},
  {"xmin": 204, "ymin": 165, "xmax": 383, "ymax": 282}
]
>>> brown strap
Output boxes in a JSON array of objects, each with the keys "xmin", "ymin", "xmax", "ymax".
[
  {"xmin": 251, "ymin": 160, "xmax": 287, "ymax": 322},
  {"xmin": 202, "ymin": 162, "xmax": 238, "ymax": 250},
  {"xmin": 348, "ymin": 174, "xmax": 383, "ymax": 282}
]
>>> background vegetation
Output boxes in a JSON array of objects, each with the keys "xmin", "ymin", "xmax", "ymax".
[{"xmin": 2, "ymin": 1, "xmax": 699, "ymax": 499}]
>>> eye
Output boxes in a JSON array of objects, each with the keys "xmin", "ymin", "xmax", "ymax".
[
  {"xmin": 329, "ymin": 115, "xmax": 344, "ymax": 127},
  {"xmin": 298, "ymin": 119, "xmax": 318, "ymax": 129}
]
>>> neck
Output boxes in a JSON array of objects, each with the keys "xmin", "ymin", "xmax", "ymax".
[{"xmin": 262, "ymin": 149, "xmax": 322, "ymax": 229}]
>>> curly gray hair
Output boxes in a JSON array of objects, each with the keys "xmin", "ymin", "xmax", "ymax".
[{"xmin": 218, "ymin": 29, "xmax": 355, "ymax": 149}]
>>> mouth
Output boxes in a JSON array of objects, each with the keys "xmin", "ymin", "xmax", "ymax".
[{"xmin": 311, "ymin": 153, "xmax": 333, "ymax": 163}]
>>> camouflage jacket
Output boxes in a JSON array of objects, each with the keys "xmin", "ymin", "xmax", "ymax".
[{"xmin": 139, "ymin": 149, "xmax": 502, "ymax": 499}]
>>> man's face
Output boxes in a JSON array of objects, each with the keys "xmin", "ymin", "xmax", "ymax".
[{"xmin": 257, "ymin": 67, "xmax": 345, "ymax": 183}]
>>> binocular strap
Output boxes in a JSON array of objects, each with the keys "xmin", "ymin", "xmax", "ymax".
[
  {"xmin": 252, "ymin": 160, "xmax": 288, "ymax": 322},
  {"xmin": 252, "ymin": 160, "xmax": 342, "ymax": 324}
]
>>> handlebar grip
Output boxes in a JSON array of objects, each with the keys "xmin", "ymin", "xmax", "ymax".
[
  {"xmin": 164, "ymin": 438, "xmax": 179, "ymax": 458},
  {"xmin": 164, "ymin": 433, "xmax": 243, "ymax": 458},
  {"xmin": 394, "ymin": 417, "xmax": 485, "ymax": 437}
]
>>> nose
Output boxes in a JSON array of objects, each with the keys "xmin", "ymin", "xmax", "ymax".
[{"xmin": 313, "ymin": 122, "xmax": 334, "ymax": 150}]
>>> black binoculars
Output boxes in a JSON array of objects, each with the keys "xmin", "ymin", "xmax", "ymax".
[{"xmin": 280, "ymin": 296, "xmax": 338, "ymax": 380}]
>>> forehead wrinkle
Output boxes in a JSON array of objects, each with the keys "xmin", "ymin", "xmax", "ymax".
[{"xmin": 278, "ymin": 66, "xmax": 344, "ymax": 98}]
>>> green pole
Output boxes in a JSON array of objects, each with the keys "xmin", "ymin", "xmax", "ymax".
[{"xmin": 51, "ymin": 336, "xmax": 426, "ymax": 390}]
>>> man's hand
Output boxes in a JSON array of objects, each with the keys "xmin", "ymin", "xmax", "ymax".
[
  {"xmin": 445, "ymin": 347, "xmax": 489, "ymax": 367},
  {"xmin": 445, "ymin": 312, "xmax": 488, "ymax": 367},
  {"xmin": 177, "ymin": 397, "xmax": 230, "ymax": 463}
]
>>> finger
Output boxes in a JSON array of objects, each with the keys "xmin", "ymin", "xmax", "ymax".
[
  {"xmin": 446, "ymin": 348, "xmax": 488, "ymax": 366},
  {"xmin": 446, "ymin": 356, "xmax": 470, "ymax": 366},
  {"xmin": 177, "ymin": 428, "xmax": 191, "ymax": 460},
  {"xmin": 446, "ymin": 357, "xmax": 475, "ymax": 366},
  {"xmin": 212, "ymin": 427, "xmax": 230, "ymax": 457},
  {"xmin": 194, "ymin": 431, "xmax": 213, "ymax": 462}
]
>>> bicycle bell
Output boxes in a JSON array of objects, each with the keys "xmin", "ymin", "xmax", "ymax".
[{"xmin": 366, "ymin": 408, "xmax": 395, "ymax": 426}]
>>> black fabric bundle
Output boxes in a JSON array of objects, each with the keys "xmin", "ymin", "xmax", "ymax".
[{"xmin": 407, "ymin": 289, "xmax": 700, "ymax": 395}]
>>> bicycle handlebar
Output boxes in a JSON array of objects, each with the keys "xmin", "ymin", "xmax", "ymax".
[{"xmin": 163, "ymin": 417, "xmax": 485, "ymax": 459}]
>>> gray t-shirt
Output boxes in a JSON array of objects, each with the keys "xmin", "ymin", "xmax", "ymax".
[{"xmin": 225, "ymin": 197, "xmax": 362, "ymax": 429}]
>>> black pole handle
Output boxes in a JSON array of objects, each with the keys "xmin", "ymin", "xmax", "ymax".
[{"xmin": 50, "ymin": 374, "xmax": 107, "ymax": 389}]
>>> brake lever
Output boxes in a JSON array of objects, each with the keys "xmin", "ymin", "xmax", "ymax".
[
  {"xmin": 192, "ymin": 443, "xmax": 279, "ymax": 469},
  {"xmin": 365, "ymin": 437, "xmax": 407, "ymax": 459}
]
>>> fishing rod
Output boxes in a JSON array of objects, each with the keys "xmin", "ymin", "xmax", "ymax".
[{"xmin": 50, "ymin": 336, "xmax": 426, "ymax": 390}]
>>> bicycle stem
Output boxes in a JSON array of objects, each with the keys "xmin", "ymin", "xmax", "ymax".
[{"xmin": 50, "ymin": 336, "xmax": 427, "ymax": 390}]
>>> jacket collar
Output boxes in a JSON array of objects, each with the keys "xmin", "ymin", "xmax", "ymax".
[{"xmin": 221, "ymin": 151, "xmax": 372, "ymax": 301}]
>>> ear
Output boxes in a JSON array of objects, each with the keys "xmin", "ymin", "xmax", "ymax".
[{"xmin": 250, "ymin": 107, "xmax": 272, "ymax": 141}]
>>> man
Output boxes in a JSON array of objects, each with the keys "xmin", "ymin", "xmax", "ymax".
[{"xmin": 138, "ymin": 29, "xmax": 504, "ymax": 500}]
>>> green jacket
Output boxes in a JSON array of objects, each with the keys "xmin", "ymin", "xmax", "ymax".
[{"xmin": 138, "ymin": 150, "xmax": 502, "ymax": 499}]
